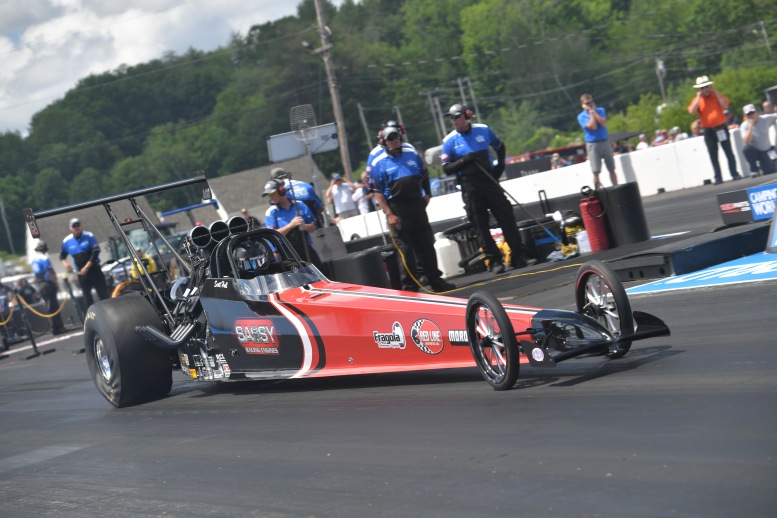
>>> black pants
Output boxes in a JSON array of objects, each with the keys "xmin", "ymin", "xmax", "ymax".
[
  {"xmin": 703, "ymin": 125, "xmax": 740, "ymax": 183},
  {"xmin": 460, "ymin": 177, "xmax": 526, "ymax": 265},
  {"xmin": 78, "ymin": 267, "xmax": 108, "ymax": 310},
  {"xmin": 37, "ymin": 281, "xmax": 64, "ymax": 332},
  {"xmin": 743, "ymin": 145, "xmax": 776, "ymax": 175},
  {"xmin": 389, "ymin": 198, "xmax": 443, "ymax": 290}
]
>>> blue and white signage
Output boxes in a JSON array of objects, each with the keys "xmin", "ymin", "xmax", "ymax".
[
  {"xmin": 626, "ymin": 253, "xmax": 777, "ymax": 295},
  {"xmin": 747, "ymin": 183, "xmax": 777, "ymax": 221}
]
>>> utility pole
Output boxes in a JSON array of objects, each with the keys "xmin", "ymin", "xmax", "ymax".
[
  {"xmin": 464, "ymin": 77, "xmax": 481, "ymax": 120},
  {"xmin": 433, "ymin": 96, "xmax": 448, "ymax": 140},
  {"xmin": 655, "ymin": 58, "xmax": 667, "ymax": 104},
  {"xmin": 394, "ymin": 106, "xmax": 408, "ymax": 143},
  {"xmin": 457, "ymin": 77, "xmax": 467, "ymax": 105},
  {"xmin": 0, "ymin": 197, "xmax": 16, "ymax": 255},
  {"xmin": 422, "ymin": 90, "xmax": 442, "ymax": 141},
  {"xmin": 760, "ymin": 20, "xmax": 773, "ymax": 58},
  {"xmin": 311, "ymin": 0, "xmax": 353, "ymax": 180},
  {"xmin": 357, "ymin": 102, "xmax": 372, "ymax": 150}
]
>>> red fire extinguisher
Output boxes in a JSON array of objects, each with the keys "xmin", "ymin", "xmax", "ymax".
[{"xmin": 579, "ymin": 186, "xmax": 609, "ymax": 252}]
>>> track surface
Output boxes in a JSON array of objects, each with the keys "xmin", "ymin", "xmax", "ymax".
[{"xmin": 2, "ymin": 180, "xmax": 775, "ymax": 517}]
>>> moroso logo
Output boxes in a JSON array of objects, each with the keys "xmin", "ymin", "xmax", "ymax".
[
  {"xmin": 373, "ymin": 322, "xmax": 406, "ymax": 349},
  {"xmin": 447, "ymin": 329, "xmax": 469, "ymax": 346},
  {"xmin": 411, "ymin": 318, "xmax": 443, "ymax": 355},
  {"xmin": 234, "ymin": 319, "xmax": 279, "ymax": 355}
]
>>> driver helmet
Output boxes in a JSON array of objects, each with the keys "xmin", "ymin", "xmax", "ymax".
[{"xmin": 234, "ymin": 240, "xmax": 269, "ymax": 273}]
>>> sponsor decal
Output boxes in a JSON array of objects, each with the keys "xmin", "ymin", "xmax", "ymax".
[
  {"xmin": 192, "ymin": 354, "xmax": 203, "ymax": 367},
  {"xmin": 179, "ymin": 353, "xmax": 189, "ymax": 367},
  {"xmin": 719, "ymin": 201, "xmax": 750, "ymax": 214},
  {"xmin": 214, "ymin": 280, "xmax": 229, "ymax": 288},
  {"xmin": 215, "ymin": 353, "xmax": 228, "ymax": 364},
  {"xmin": 222, "ymin": 364, "xmax": 231, "ymax": 378},
  {"xmin": 85, "ymin": 310, "xmax": 96, "ymax": 321},
  {"xmin": 748, "ymin": 185, "xmax": 777, "ymax": 220},
  {"xmin": 411, "ymin": 318, "xmax": 444, "ymax": 355},
  {"xmin": 189, "ymin": 368, "xmax": 197, "ymax": 379},
  {"xmin": 447, "ymin": 329, "xmax": 469, "ymax": 346},
  {"xmin": 373, "ymin": 322, "xmax": 406, "ymax": 349},
  {"xmin": 532, "ymin": 348, "xmax": 545, "ymax": 362},
  {"xmin": 234, "ymin": 319, "xmax": 279, "ymax": 355}
]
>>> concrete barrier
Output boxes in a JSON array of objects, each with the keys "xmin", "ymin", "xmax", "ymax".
[{"xmin": 336, "ymin": 128, "xmax": 752, "ymax": 241}]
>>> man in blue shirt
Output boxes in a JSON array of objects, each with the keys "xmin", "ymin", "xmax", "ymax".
[
  {"xmin": 441, "ymin": 104, "xmax": 535, "ymax": 272},
  {"xmin": 371, "ymin": 126, "xmax": 454, "ymax": 293},
  {"xmin": 262, "ymin": 179, "xmax": 324, "ymax": 270},
  {"xmin": 270, "ymin": 167, "xmax": 326, "ymax": 228},
  {"xmin": 30, "ymin": 240, "xmax": 65, "ymax": 335},
  {"xmin": 59, "ymin": 217, "xmax": 108, "ymax": 310},
  {"xmin": 577, "ymin": 94, "xmax": 618, "ymax": 189}
]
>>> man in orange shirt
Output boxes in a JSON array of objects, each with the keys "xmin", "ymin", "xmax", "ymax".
[{"xmin": 687, "ymin": 75, "xmax": 741, "ymax": 185}]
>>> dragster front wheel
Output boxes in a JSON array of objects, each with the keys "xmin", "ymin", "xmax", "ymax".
[
  {"xmin": 575, "ymin": 260, "xmax": 634, "ymax": 359},
  {"xmin": 466, "ymin": 291, "xmax": 519, "ymax": 390}
]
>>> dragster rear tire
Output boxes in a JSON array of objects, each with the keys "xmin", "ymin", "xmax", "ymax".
[
  {"xmin": 575, "ymin": 260, "xmax": 634, "ymax": 359},
  {"xmin": 466, "ymin": 291, "xmax": 519, "ymax": 390},
  {"xmin": 84, "ymin": 293, "xmax": 172, "ymax": 407}
]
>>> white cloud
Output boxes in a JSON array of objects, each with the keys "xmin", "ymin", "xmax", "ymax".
[{"xmin": 0, "ymin": 0, "xmax": 334, "ymax": 135}]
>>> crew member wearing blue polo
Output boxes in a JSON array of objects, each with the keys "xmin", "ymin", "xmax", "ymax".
[
  {"xmin": 577, "ymin": 93, "xmax": 618, "ymax": 188},
  {"xmin": 371, "ymin": 126, "xmax": 454, "ymax": 293},
  {"xmin": 59, "ymin": 217, "xmax": 108, "ymax": 310},
  {"xmin": 31, "ymin": 240, "xmax": 65, "ymax": 335},
  {"xmin": 270, "ymin": 167, "xmax": 326, "ymax": 228},
  {"xmin": 441, "ymin": 104, "xmax": 535, "ymax": 272},
  {"xmin": 262, "ymin": 179, "xmax": 324, "ymax": 270}
]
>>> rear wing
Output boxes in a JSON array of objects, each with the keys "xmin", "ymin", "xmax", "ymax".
[
  {"xmin": 23, "ymin": 172, "xmax": 212, "ymax": 326},
  {"xmin": 23, "ymin": 172, "xmax": 211, "ymax": 237}
]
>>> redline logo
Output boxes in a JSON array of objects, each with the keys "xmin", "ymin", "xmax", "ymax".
[
  {"xmin": 411, "ymin": 318, "xmax": 444, "ymax": 355},
  {"xmin": 234, "ymin": 319, "xmax": 279, "ymax": 355}
]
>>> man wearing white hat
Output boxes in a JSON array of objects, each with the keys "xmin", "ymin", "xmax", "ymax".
[
  {"xmin": 687, "ymin": 75, "xmax": 741, "ymax": 185},
  {"xmin": 740, "ymin": 103, "xmax": 776, "ymax": 176}
]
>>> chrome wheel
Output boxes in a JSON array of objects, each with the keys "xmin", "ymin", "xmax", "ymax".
[{"xmin": 466, "ymin": 291, "xmax": 519, "ymax": 390}]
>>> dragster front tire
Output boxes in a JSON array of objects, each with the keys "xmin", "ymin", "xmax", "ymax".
[
  {"xmin": 575, "ymin": 260, "xmax": 634, "ymax": 359},
  {"xmin": 84, "ymin": 293, "xmax": 172, "ymax": 407},
  {"xmin": 466, "ymin": 291, "xmax": 519, "ymax": 390}
]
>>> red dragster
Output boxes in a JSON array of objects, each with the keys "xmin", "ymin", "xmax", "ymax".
[{"xmin": 25, "ymin": 175, "xmax": 669, "ymax": 407}]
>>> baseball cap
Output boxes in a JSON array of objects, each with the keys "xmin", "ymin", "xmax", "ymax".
[
  {"xmin": 261, "ymin": 179, "xmax": 282, "ymax": 197},
  {"xmin": 69, "ymin": 217, "xmax": 81, "ymax": 226},
  {"xmin": 270, "ymin": 167, "xmax": 289, "ymax": 180},
  {"xmin": 332, "ymin": 173, "xmax": 343, "ymax": 181},
  {"xmin": 743, "ymin": 104, "xmax": 757, "ymax": 115}
]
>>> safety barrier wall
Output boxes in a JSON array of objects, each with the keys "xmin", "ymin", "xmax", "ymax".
[{"xmin": 337, "ymin": 127, "xmax": 752, "ymax": 241}]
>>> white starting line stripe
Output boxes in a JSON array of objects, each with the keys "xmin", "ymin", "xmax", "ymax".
[
  {"xmin": 1, "ymin": 331, "xmax": 83, "ymax": 357},
  {"xmin": 0, "ymin": 444, "xmax": 90, "ymax": 475}
]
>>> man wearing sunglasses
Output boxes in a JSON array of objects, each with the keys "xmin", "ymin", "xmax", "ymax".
[
  {"xmin": 59, "ymin": 217, "xmax": 108, "ymax": 310},
  {"xmin": 370, "ymin": 126, "xmax": 454, "ymax": 293},
  {"xmin": 440, "ymin": 104, "xmax": 535, "ymax": 272},
  {"xmin": 687, "ymin": 75, "xmax": 741, "ymax": 185},
  {"xmin": 578, "ymin": 94, "xmax": 618, "ymax": 189}
]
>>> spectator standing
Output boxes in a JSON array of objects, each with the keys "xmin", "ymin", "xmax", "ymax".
[
  {"xmin": 325, "ymin": 173, "xmax": 359, "ymax": 220},
  {"xmin": 270, "ymin": 168, "xmax": 326, "ymax": 228},
  {"xmin": 577, "ymin": 94, "xmax": 618, "ymax": 188},
  {"xmin": 371, "ymin": 126, "xmax": 454, "ymax": 293},
  {"xmin": 262, "ymin": 179, "xmax": 324, "ymax": 270},
  {"xmin": 60, "ymin": 217, "xmax": 108, "ymax": 309},
  {"xmin": 30, "ymin": 240, "xmax": 65, "ymax": 335},
  {"xmin": 240, "ymin": 208, "xmax": 262, "ymax": 230},
  {"xmin": 352, "ymin": 171, "xmax": 375, "ymax": 215},
  {"xmin": 441, "ymin": 103, "xmax": 536, "ymax": 272},
  {"xmin": 687, "ymin": 75, "xmax": 741, "ymax": 184},
  {"xmin": 740, "ymin": 103, "xmax": 776, "ymax": 176}
]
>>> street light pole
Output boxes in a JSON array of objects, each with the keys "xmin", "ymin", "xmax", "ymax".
[{"xmin": 312, "ymin": 0, "xmax": 353, "ymax": 180}]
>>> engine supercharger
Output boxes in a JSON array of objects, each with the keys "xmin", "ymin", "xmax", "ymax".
[{"xmin": 579, "ymin": 186, "xmax": 609, "ymax": 252}]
